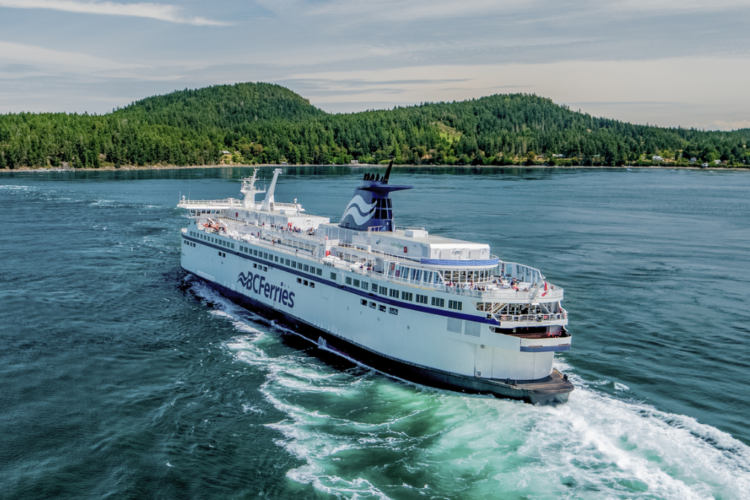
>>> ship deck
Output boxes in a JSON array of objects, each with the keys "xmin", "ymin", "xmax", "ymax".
[{"xmin": 190, "ymin": 218, "xmax": 564, "ymax": 304}]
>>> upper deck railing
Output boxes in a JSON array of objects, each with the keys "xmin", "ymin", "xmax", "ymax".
[
  {"xmin": 179, "ymin": 198, "xmax": 242, "ymax": 207},
  {"xmin": 191, "ymin": 221, "xmax": 561, "ymax": 303}
]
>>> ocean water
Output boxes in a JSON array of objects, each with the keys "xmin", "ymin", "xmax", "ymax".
[{"xmin": 1, "ymin": 166, "xmax": 749, "ymax": 499}]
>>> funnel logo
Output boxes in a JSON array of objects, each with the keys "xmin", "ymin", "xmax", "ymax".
[
  {"xmin": 237, "ymin": 272, "xmax": 295, "ymax": 307},
  {"xmin": 340, "ymin": 195, "xmax": 376, "ymax": 226}
]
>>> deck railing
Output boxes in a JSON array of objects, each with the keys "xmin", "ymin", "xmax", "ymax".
[
  {"xmin": 496, "ymin": 311, "xmax": 568, "ymax": 323},
  {"xmin": 193, "ymin": 225, "xmax": 563, "ymax": 302},
  {"xmin": 179, "ymin": 198, "xmax": 243, "ymax": 207}
]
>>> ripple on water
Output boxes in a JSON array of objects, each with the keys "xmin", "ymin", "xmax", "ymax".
[{"xmin": 199, "ymin": 282, "xmax": 750, "ymax": 500}]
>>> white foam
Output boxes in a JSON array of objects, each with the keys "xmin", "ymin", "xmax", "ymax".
[
  {"xmin": 242, "ymin": 404, "xmax": 265, "ymax": 414},
  {"xmin": 189, "ymin": 280, "xmax": 750, "ymax": 499}
]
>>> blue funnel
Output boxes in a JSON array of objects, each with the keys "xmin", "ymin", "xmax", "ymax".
[{"xmin": 339, "ymin": 162, "xmax": 412, "ymax": 232}]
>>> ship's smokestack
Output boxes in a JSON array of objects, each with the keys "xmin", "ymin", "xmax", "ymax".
[{"xmin": 339, "ymin": 158, "xmax": 411, "ymax": 232}]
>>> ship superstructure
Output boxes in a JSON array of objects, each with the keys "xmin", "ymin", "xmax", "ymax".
[{"xmin": 178, "ymin": 165, "xmax": 573, "ymax": 404}]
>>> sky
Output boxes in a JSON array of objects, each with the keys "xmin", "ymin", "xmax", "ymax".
[{"xmin": 0, "ymin": 0, "xmax": 748, "ymax": 130}]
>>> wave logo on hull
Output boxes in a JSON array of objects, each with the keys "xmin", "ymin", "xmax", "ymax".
[
  {"xmin": 237, "ymin": 272, "xmax": 295, "ymax": 308},
  {"xmin": 339, "ymin": 195, "xmax": 376, "ymax": 226}
]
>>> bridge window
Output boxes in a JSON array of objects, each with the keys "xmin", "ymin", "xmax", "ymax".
[
  {"xmin": 389, "ymin": 289, "xmax": 399, "ymax": 298},
  {"xmin": 401, "ymin": 292, "xmax": 413, "ymax": 301},
  {"xmin": 316, "ymin": 268, "xmax": 322, "ymax": 276},
  {"xmin": 416, "ymin": 294, "xmax": 428, "ymax": 304},
  {"xmin": 353, "ymin": 279, "xmax": 360, "ymax": 287},
  {"xmin": 361, "ymin": 282, "xmax": 368, "ymax": 291},
  {"xmin": 346, "ymin": 277, "xmax": 352, "ymax": 285},
  {"xmin": 331, "ymin": 273, "xmax": 337, "ymax": 280},
  {"xmin": 379, "ymin": 286, "xmax": 388, "ymax": 295},
  {"xmin": 448, "ymin": 300, "xmax": 463, "ymax": 311},
  {"xmin": 432, "ymin": 297, "xmax": 445, "ymax": 308}
]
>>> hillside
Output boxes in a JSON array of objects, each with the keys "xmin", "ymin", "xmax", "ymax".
[
  {"xmin": 116, "ymin": 82, "xmax": 325, "ymax": 131},
  {"xmin": 0, "ymin": 83, "xmax": 748, "ymax": 169}
]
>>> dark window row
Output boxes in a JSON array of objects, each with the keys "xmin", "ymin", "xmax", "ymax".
[
  {"xmin": 360, "ymin": 299, "xmax": 398, "ymax": 315},
  {"xmin": 297, "ymin": 277, "xmax": 315, "ymax": 288},
  {"xmin": 235, "ymin": 240, "xmax": 323, "ymax": 277}
]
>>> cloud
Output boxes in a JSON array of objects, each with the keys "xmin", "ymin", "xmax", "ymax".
[
  {"xmin": 0, "ymin": 40, "xmax": 134, "ymax": 72},
  {"xmin": 0, "ymin": 0, "xmax": 227, "ymax": 26},
  {"xmin": 259, "ymin": 0, "xmax": 531, "ymax": 23},
  {"xmin": 712, "ymin": 120, "xmax": 750, "ymax": 131}
]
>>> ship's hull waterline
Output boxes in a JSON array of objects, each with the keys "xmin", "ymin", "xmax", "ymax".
[{"xmin": 189, "ymin": 272, "xmax": 573, "ymax": 406}]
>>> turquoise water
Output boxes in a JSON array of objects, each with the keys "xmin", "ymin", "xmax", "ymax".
[{"xmin": 1, "ymin": 167, "xmax": 749, "ymax": 499}]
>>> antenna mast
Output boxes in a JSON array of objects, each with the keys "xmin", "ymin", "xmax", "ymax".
[{"xmin": 382, "ymin": 156, "xmax": 395, "ymax": 184}]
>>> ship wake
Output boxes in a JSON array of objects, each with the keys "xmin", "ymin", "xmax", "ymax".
[{"xmin": 189, "ymin": 279, "xmax": 750, "ymax": 500}]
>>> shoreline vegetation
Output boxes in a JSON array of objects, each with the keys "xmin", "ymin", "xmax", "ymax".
[
  {"xmin": 3, "ymin": 163, "xmax": 748, "ymax": 173},
  {"xmin": 2, "ymin": 82, "xmax": 749, "ymax": 171}
]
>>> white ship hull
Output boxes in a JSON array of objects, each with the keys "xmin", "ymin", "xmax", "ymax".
[{"xmin": 180, "ymin": 227, "xmax": 573, "ymax": 404}]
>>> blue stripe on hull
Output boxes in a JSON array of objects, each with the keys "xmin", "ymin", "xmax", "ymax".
[{"xmin": 520, "ymin": 345, "xmax": 571, "ymax": 353}]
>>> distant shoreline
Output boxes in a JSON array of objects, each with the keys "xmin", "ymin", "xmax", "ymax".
[{"xmin": 1, "ymin": 163, "xmax": 748, "ymax": 173}]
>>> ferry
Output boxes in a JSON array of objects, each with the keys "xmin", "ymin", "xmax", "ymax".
[{"xmin": 177, "ymin": 165, "xmax": 574, "ymax": 405}]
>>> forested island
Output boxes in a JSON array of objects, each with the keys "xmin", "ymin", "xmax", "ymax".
[{"xmin": 1, "ymin": 82, "xmax": 749, "ymax": 169}]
